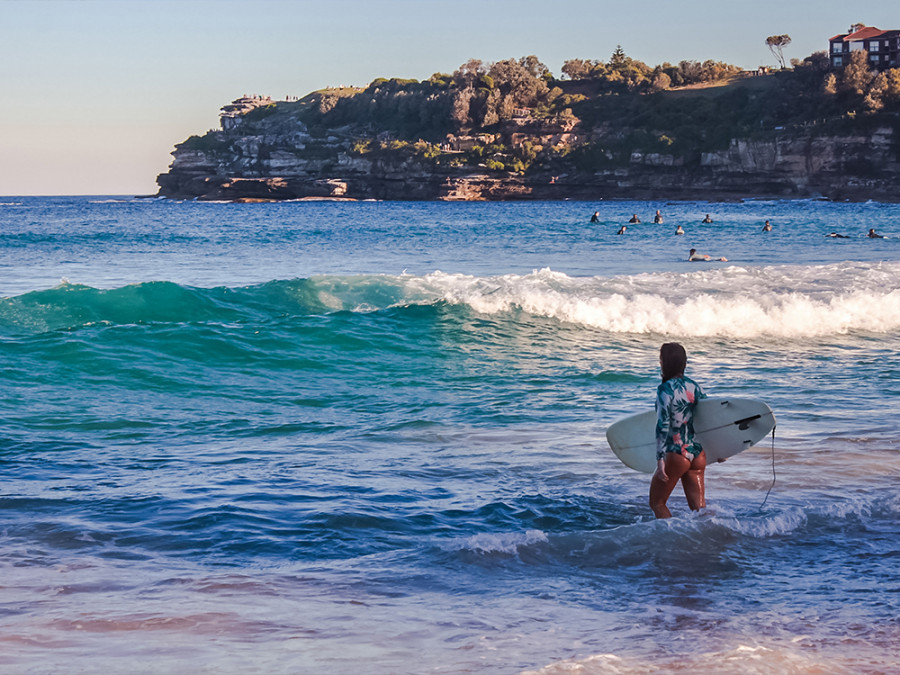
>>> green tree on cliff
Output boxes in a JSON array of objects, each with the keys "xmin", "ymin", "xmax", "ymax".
[
  {"xmin": 453, "ymin": 59, "xmax": 486, "ymax": 86},
  {"xmin": 766, "ymin": 34, "xmax": 792, "ymax": 69},
  {"xmin": 841, "ymin": 49, "xmax": 874, "ymax": 95},
  {"xmin": 650, "ymin": 70, "xmax": 671, "ymax": 92},
  {"xmin": 451, "ymin": 86, "xmax": 475, "ymax": 129},
  {"xmin": 561, "ymin": 58, "xmax": 602, "ymax": 80}
]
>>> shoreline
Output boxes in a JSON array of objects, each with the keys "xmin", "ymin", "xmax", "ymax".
[
  {"xmin": 153, "ymin": 173, "xmax": 900, "ymax": 204},
  {"xmin": 5, "ymin": 193, "xmax": 894, "ymax": 205}
]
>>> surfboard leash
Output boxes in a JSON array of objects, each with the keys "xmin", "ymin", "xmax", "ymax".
[{"xmin": 758, "ymin": 424, "xmax": 777, "ymax": 511}]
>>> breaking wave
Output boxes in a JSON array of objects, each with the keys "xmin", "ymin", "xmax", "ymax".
[
  {"xmin": 417, "ymin": 262, "xmax": 900, "ymax": 338},
  {"xmin": 2, "ymin": 261, "xmax": 898, "ymax": 338}
]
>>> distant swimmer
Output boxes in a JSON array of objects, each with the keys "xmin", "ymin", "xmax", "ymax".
[
  {"xmin": 629, "ymin": 214, "xmax": 641, "ymax": 223},
  {"xmin": 653, "ymin": 210, "xmax": 663, "ymax": 224},
  {"xmin": 617, "ymin": 225, "xmax": 627, "ymax": 235},
  {"xmin": 701, "ymin": 214, "xmax": 713, "ymax": 223},
  {"xmin": 826, "ymin": 232, "xmax": 849, "ymax": 238},
  {"xmin": 867, "ymin": 228, "xmax": 884, "ymax": 238},
  {"xmin": 689, "ymin": 248, "xmax": 727, "ymax": 262},
  {"xmin": 590, "ymin": 211, "xmax": 600, "ymax": 223},
  {"xmin": 675, "ymin": 225, "xmax": 685, "ymax": 235},
  {"xmin": 762, "ymin": 220, "xmax": 772, "ymax": 232}
]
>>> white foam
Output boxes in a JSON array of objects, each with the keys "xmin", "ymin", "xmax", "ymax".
[
  {"xmin": 521, "ymin": 643, "xmax": 853, "ymax": 675},
  {"xmin": 817, "ymin": 492, "xmax": 900, "ymax": 519},
  {"xmin": 452, "ymin": 529, "xmax": 548, "ymax": 555},
  {"xmin": 408, "ymin": 263, "xmax": 900, "ymax": 338},
  {"xmin": 705, "ymin": 507, "xmax": 808, "ymax": 538}
]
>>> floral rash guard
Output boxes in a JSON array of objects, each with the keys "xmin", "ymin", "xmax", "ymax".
[{"xmin": 655, "ymin": 376, "xmax": 707, "ymax": 461}]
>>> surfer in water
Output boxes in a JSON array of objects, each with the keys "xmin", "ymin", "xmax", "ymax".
[
  {"xmin": 689, "ymin": 248, "xmax": 727, "ymax": 262},
  {"xmin": 649, "ymin": 343, "xmax": 709, "ymax": 519}
]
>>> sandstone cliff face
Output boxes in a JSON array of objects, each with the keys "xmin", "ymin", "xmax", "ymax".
[
  {"xmin": 157, "ymin": 114, "xmax": 900, "ymax": 202},
  {"xmin": 697, "ymin": 128, "xmax": 899, "ymax": 196},
  {"xmin": 583, "ymin": 128, "xmax": 900, "ymax": 201}
]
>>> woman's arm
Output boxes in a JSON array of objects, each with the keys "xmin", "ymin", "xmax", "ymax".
[{"xmin": 655, "ymin": 386, "xmax": 671, "ymax": 461}]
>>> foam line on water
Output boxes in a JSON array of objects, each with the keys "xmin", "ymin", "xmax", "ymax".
[{"xmin": 413, "ymin": 262, "xmax": 900, "ymax": 337}]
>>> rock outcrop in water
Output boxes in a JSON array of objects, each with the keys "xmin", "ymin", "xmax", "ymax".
[{"xmin": 157, "ymin": 71, "xmax": 900, "ymax": 202}]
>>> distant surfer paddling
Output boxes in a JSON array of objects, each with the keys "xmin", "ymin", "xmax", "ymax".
[
  {"xmin": 689, "ymin": 248, "xmax": 727, "ymax": 262},
  {"xmin": 650, "ymin": 343, "xmax": 713, "ymax": 518}
]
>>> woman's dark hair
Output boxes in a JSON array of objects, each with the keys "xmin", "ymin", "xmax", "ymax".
[{"xmin": 660, "ymin": 342, "xmax": 687, "ymax": 382}]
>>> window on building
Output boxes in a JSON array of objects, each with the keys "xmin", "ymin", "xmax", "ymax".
[
  {"xmin": 833, "ymin": 56, "xmax": 843, "ymax": 67},
  {"xmin": 832, "ymin": 42, "xmax": 843, "ymax": 53},
  {"xmin": 871, "ymin": 41, "xmax": 879, "ymax": 51}
]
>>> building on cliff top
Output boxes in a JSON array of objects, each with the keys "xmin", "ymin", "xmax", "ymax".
[{"xmin": 829, "ymin": 25, "xmax": 900, "ymax": 69}]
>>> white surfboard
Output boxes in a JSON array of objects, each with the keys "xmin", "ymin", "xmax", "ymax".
[{"xmin": 605, "ymin": 398, "xmax": 776, "ymax": 473}]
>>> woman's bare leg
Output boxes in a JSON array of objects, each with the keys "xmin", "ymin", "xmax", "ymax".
[
  {"xmin": 649, "ymin": 453, "xmax": 691, "ymax": 518},
  {"xmin": 681, "ymin": 451, "xmax": 707, "ymax": 511}
]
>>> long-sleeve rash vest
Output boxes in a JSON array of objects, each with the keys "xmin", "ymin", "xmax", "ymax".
[{"xmin": 655, "ymin": 376, "xmax": 706, "ymax": 461}]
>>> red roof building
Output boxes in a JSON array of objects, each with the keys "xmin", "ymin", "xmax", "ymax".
[{"xmin": 829, "ymin": 25, "xmax": 900, "ymax": 69}]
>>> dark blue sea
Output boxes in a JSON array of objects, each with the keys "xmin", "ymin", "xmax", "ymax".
[{"xmin": 1, "ymin": 196, "xmax": 898, "ymax": 673}]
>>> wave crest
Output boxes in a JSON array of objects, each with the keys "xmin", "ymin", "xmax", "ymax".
[
  {"xmin": 2, "ymin": 262, "xmax": 898, "ymax": 338},
  {"xmin": 417, "ymin": 262, "xmax": 900, "ymax": 338}
]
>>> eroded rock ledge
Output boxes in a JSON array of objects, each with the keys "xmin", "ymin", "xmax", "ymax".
[{"xmin": 156, "ymin": 94, "xmax": 900, "ymax": 202}]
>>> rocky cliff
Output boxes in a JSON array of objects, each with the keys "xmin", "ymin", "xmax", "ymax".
[{"xmin": 156, "ymin": 94, "xmax": 900, "ymax": 202}]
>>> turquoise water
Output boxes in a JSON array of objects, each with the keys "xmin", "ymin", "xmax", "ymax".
[{"xmin": 0, "ymin": 197, "xmax": 899, "ymax": 673}]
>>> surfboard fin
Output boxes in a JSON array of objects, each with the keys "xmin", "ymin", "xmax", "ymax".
[{"xmin": 734, "ymin": 414, "xmax": 762, "ymax": 430}]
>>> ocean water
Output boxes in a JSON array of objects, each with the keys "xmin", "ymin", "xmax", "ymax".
[{"xmin": 0, "ymin": 196, "xmax": 898, "ymax": 674}]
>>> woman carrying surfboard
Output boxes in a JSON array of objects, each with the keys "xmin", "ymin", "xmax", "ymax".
[{"xmin": 649, "ymin": 342, "xmax": 708, "ymax": 518}]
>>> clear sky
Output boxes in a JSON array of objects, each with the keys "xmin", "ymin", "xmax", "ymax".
[{"xmin": 1, "ymin": 0, "xmax": 896, "ymax": 196}]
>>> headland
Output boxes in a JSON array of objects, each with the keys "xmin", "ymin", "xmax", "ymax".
[{"xmin": 156, "ymin": 51, "xmax": 900, "ymax": 202}]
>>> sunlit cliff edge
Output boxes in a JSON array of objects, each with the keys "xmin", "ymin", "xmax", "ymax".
[{"xmin": 156, "ymin": 53, "xmax": 900, "ymax": 202}]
